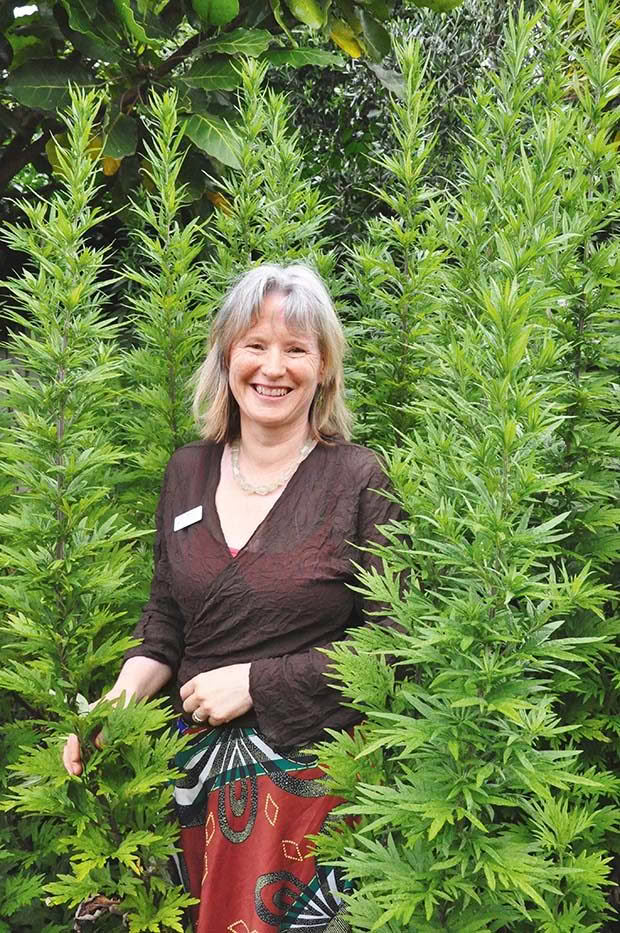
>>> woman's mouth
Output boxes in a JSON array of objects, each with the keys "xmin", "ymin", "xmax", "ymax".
[{"xmin": 253, "ymin": 385, "xmax": 291, "ymax": 397}]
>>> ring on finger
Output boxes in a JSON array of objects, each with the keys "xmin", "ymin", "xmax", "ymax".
[{"xmin": 192, "ymin": 710, "xmax": 206, "ymax": 724}]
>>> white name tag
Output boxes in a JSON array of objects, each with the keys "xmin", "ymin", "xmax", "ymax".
[{"xmin": 173, "ymin": 505, "xmax": 203, "ymax": 532}]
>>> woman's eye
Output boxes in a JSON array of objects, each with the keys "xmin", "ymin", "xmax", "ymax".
[
  {"xmin": 247, "ymin": 343, "xmax": 264, "ymax": 350},
  {"xmin": 289, "ymin": 346, "xmax": 305, "ymax": 354}
]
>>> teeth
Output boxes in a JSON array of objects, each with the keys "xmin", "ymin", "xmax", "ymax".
[{"xmin": 255, "ymin": 386, "xmax": 289, "ymax": 397}]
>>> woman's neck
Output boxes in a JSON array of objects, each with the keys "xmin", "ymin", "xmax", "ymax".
[{"xmin": 235, "ymin": 420, "xmax": 311, "ymax": 471}]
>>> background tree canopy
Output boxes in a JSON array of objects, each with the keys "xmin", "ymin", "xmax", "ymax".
[
  {"xmin": 0, "ymin": 0, "xmax": 467, "ymax": 309},
  {"xmin": 269, "ymin": 0, "xmax": 539, "ymax": 239},
  {"xmin": 0, "ymin": 0, "xmax": 458, "ymax": 198}
]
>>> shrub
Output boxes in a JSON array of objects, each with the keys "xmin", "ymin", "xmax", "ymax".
[
  {"xmin": 0, "ymin": 90, "xmax": 192, "ymax": 933},
  {"xmin": 316, "ymin": 2, "xmax": 620, "ymax": 929}
]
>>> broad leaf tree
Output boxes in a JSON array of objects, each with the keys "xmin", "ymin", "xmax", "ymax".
[{"xmin": 0, "ymin": 0, "xmax": 461, "ymax": 206}]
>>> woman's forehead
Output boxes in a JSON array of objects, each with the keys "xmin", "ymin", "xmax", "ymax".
[{"xmin": 239, "ymin": 303, "xmax": 318, "ymax": 340}]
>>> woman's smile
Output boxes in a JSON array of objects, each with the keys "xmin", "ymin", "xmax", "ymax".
[{"xmin": 252, "ymin": 384, "xmax": 291, "ymax": 397}]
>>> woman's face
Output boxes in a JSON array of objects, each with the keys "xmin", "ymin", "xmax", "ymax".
[{"xmin": 228, "ymin": 292, "xmax": 324, "ymax": 435}]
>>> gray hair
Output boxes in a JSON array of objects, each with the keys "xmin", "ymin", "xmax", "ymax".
[{"xmin": 193, "ymin": 263, "xmax": 352, "ymax": 443}]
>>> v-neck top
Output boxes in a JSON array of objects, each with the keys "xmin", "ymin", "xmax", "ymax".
[{"xmin": 124, "ymin": 438, "xmax": 404, "ymax": 747}]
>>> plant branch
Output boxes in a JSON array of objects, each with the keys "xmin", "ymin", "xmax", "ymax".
[{"xmin": 0, "ymin": 115, "xmax": 52, "ymax": 191}]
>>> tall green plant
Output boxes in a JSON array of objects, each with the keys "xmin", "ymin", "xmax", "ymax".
[
  {"xmin": 436, "ymin": 0, "xmax": 620, "ymax": 796},
  {"xmin": 203, "ymin": 56, "xmax": 344, "ymax": 310},
  {"xmin": 0, "ymin": 91, "xmax": 192, "ymax": 933},
  {"xmin": 315, "ymin": 5, "xmax": 620, "ymax": 930},
  {"xmin": 344, "ymin": 41, "xmax": 445, "ymax": 449},
  {"xmin": 540, "ymin": 0, "xmax": 620, "ymax": 763},
  {"xmin": 120, "ymin": 90, "xmax": 209, "ymax": 539}
]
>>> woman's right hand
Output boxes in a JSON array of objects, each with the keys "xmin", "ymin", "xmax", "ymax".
[
  {"xmin": 62, "ymin": 730, "xmax": 104, "ymax": 776},
  {"xmin": 62, "ymin": 732, "xmax": 84, "ymax": 776},
  {"xmin": 61, "ymin": 656, "xmax": 173, "ymax": 777}
]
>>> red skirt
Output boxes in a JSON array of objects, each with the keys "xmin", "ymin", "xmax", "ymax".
[{"xmin": 173, "ymin": 723, "xmax": 352, "ymax": 932}]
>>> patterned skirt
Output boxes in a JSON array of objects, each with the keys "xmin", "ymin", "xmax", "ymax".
[{"xmin": 173, "ymin": 723, "xmax": 352, "ymax": 933}]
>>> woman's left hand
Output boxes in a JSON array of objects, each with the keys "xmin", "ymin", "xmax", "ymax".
[{"xmin": 180, "ymin": 663, "xmax": 252, "ymax": 726}]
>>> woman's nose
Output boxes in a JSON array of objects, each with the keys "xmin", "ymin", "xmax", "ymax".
[{"xmin": 262, "ymin": 346, "xmax": 285, "ymax": 376}]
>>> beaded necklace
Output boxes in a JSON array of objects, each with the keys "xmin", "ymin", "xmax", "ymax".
[{"xmin": 230, "ymin": 437, "xmax": 316, "ymax": 496}]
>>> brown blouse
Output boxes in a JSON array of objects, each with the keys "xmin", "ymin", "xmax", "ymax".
[{"xmin": 124, "ymin": 438, "xmax": 403, "ymax": 748}]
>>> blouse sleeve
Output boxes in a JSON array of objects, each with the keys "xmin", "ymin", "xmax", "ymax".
[
  {"xmin": 124, "ymin": 466, "xmax": 185, "ymax": 674},
  {"xmin": 249, "ymin": 458, "xmax": 405, "ymax": 748}
]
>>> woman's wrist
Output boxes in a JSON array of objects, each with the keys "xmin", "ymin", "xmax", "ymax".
[{"xmin": 107, "ymin": 656, "xmax": 173, "ymax": 703}]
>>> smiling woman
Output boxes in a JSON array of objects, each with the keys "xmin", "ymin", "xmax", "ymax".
[{"xmin": 64, "ymin": 263, "xmax": 404, "ymax": 932}]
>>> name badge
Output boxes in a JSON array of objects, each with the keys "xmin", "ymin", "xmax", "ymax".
[{"xmin": 173, "ymin": 505, "xmax": 203, "ymax": 532}]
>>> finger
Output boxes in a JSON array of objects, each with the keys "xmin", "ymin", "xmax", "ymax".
[
  {"xmin": 182, "ymin": 696, "xmax": 200, "ymax": 715},
  {"xmin": 93, "ymin": 729, "xmax": 105, "ymax": 750},
  {"xmin": 62, "ymin": 733, "xmax": 83, "ymax": 776},
  {"xmin": 208, "ymin": 714, "xmax": 226, "ymax": 727},
  {"xmin": 179, "ymin": 680, "xmax": 195, "ymax": 702}
]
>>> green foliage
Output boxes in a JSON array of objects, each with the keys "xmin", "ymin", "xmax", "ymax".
[
  {"xmin": 315, "ymin": 2, "xmax": 620, "ymax": 929},
  {"xmin": 436, "ymin": 0, "xmax": 620, "ymax": 769},
  {"xmin": 0, "ymin": 90, "xmax": 191, "ymax": 932},
  {"xmin": 541, "ymin": 0, "xmax": 620, "ymax": 762},
  {"xmin": 269, "ymin": 0, "xmax": 536, "ymax": 242},
  {"xmin": 0, "ymin": 90, "xmax": 133, "ymax": 709},
  {"xmin": 393, "ymin": 0, "xmax": 540, "ymax": 188},
  {"xmin": 201, "ymin": 56, "xmax": 347, "ymax": 309},
  {"xmin": 119, "ymin": 89, "xmax": 209, "ymax": 539},
  {"xmin": 345, "ymin": 39, "xmax": 444, "ymax": 447},
  {"xmin": 0, "ymin": 0, "xmax": 463, "ymax": 208},
  {"xmin": 7, "ymin": 699, "xmax": 192, "ymax": 928}
]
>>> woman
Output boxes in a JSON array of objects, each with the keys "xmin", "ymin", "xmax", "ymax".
[{"xmin": 64, "ymin": 263, "xmax": 402, "ymax": 932}]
